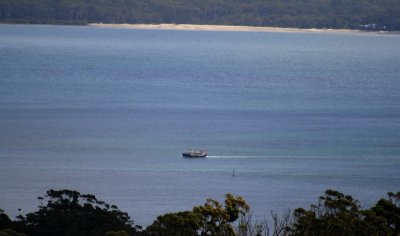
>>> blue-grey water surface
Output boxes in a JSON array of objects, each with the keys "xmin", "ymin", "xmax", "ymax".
[{"xmin": 0, "ymin": 24, "xmax": 399, "ymax": 226}]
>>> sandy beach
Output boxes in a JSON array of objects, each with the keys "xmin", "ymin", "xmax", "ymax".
[{"xmin": 89, "ymin": 23, "xmax": 394, "ymax": 35}]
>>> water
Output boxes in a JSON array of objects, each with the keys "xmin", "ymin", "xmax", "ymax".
[{"xmin": 0, "ymin": 24, "xmax": 399, "ymax": 227}]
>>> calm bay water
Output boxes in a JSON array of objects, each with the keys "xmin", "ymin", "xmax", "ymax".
[{"xmin": 0, "ymin": 24, "xmax": 399, "ymax": 226}]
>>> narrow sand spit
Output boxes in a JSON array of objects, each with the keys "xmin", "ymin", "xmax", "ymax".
[{"xmin": 89, "ymin": 23, "xmax": 395, "ymax": 35}]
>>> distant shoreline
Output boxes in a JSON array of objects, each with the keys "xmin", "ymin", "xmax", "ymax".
[{"xmin": 89, "ymin": 23, "xmax": 398, "ymax": 35}]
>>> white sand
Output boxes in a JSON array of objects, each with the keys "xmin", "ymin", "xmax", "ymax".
[{"xmin": 89, "ymin": 23, "xmax": 395, "ymax": 35}]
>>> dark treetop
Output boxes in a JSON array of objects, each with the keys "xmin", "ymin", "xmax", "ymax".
[{"xmin": 1, "ymin": 189, "xmax": 399, "ymax": 236}]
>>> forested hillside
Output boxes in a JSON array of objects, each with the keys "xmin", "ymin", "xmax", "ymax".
[{"xmin": 0, "ymin": 0, "xmax": 399, "ymax": 30}]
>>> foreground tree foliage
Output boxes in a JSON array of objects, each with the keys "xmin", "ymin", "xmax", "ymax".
[
  {"xmin": 145, "ymin": 211, "xmax": 202, "ymax": 236},
  {"xmin": 288, "ymin": 190, "xmax": 400, "ymax": 236},
  {"xmin": 1, "ymin": 189, "xmax": 141, "ymax": 236},
  {"xmin": 1, "ymin": 189, "xmax": 399, "ymax": 236},
  {"xmin": 146, "ymin": 193, "xmax": 249, "ymax": 236},
  {"xmin": 362, "ymin": 192, "xmax": 400, "ymax": 236},
  {"xmin": 290, "ymin": 190, "xmax": 365, "ymax": 236}
]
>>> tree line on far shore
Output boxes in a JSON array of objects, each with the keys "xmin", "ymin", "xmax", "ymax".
[
  {"xmin": 0, "ymin": 0, "xmax": 399, "ymax": 31},
  {"xmin": 0, "ymin": 189, "xmax": 399, "ymax": 236}
]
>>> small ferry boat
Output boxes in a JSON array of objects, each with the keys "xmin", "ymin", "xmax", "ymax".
[{"xmin": 182, "ymin": 149, "xmax": 208, "ymax": 158}]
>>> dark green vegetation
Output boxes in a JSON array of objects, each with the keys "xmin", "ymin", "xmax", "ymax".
[
  {"xmin": 1, "ymin": 0, "xmax": 399, "ymax": 30},
  {"xmin": 289, "ymin": 190, "xmax": 400, "ymax": 236},
  {"xmin": 0, "ymin": 189, "xmax": 399, "ymax": 236},
  {"xmin": 0, "ymin": 190, "xmax": 142, "ymax": 236},
  {"xmin": 146, "ymin": 194, "xmax": 249, "ymax": 235}
]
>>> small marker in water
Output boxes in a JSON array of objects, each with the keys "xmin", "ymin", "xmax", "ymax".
[{"xmin": 233, "ymin": 169, "xmax": 235, "ymax": 178}]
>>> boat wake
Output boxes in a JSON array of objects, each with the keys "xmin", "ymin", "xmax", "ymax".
[
  {"xmin": 208, "ymin": 155, "xmax": 276, "ymax": 159},
  {"xmin": 207, "ymin": 155, "xmax": 316, "ymax": 159}
]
